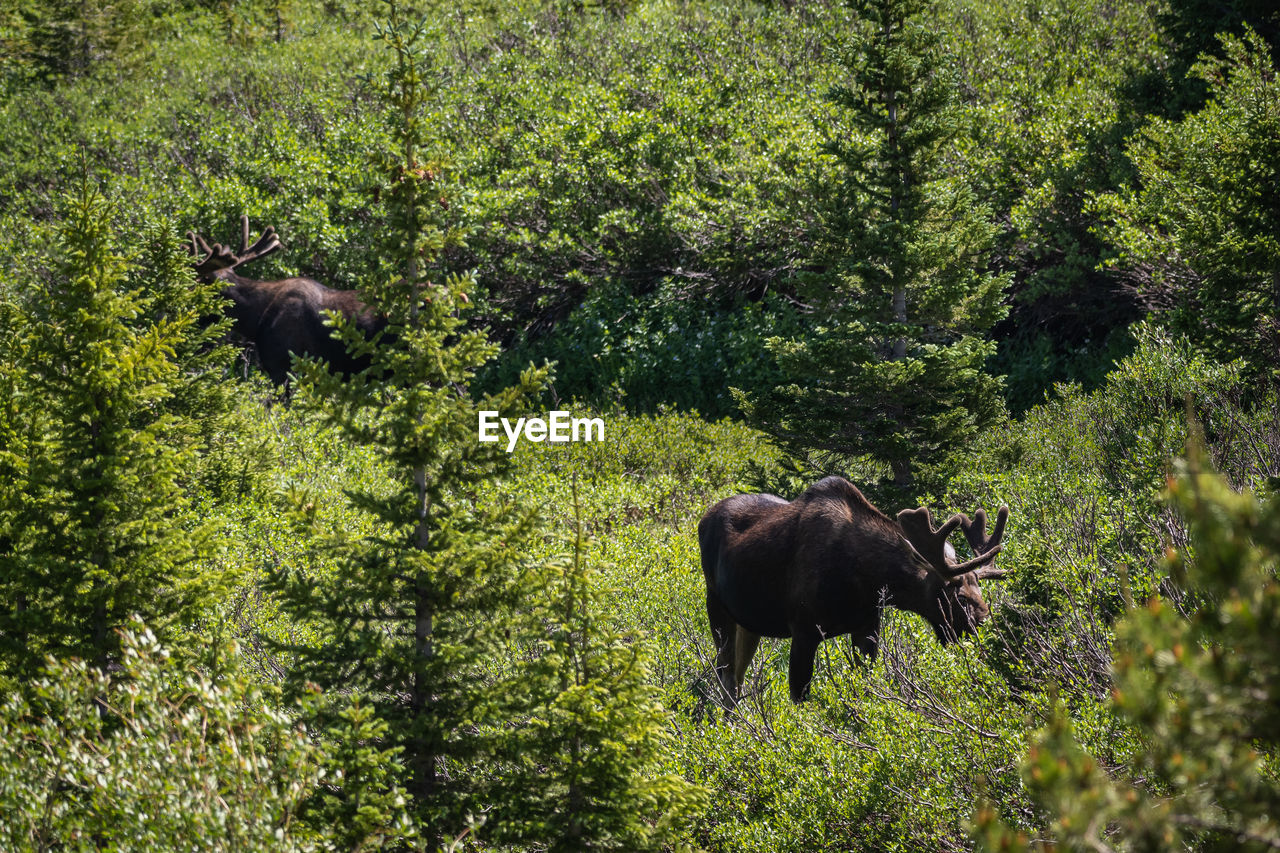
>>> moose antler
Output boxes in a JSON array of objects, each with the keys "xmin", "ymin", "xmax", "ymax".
[
  {"xmin": 896, "ymin": 506, "xmax": 960, "ymax": 572},
  {"xmin": 959, "ymin": 506, "xmax": 1009, "ymax": 580},
  {"xmin": 186, "ymin": 215, "xmax": 282, "ymax": 281},
  {"xmin": 897, "ymin": 505, "xmax": 1003, "ymax": 578}
]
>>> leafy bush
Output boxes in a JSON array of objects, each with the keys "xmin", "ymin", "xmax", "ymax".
[
  {"xmin": 955, "ymin": 0, "xmax": 1164, "ymax": 407},
  {"xmin": 485, "ymin": 281, "xmax": 804, "ymax": 417},
  {"xmin": 0, "ymin": 623, "xmax": 327, "ymax": 852},
  {"xmin": 1095, "ymin": 30, "xmax": 1280, "ymax": 379},
  {"xmin": 976, "ymin": 453, "xmax": 1280, "ymax": 852},
  {"xmin": 947, "ymin": 325, "xmax": 1274, "ymax": 699}
]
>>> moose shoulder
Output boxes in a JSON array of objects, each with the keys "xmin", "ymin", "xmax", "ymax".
[
  {"xmin": 698, "ymin": 476, "xmax": 1008, "ymax": 705},
  {"xmin": 187, "ymin": 216, "xmax": 384, "ymax": 385}
]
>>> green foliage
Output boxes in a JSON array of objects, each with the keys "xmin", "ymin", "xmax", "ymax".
[
  {"xmin": 976, "ymin": 454, "xmax": 1280, "ymax": 852},
  {"xmin": 0, "ymin": 0, "xmax": 1171, "ymax": 412},
  {"xmin": 486, "ymin": 282, "xmax": 804, "ymax": 417},
  {"xmin": 1097, "ymin": 30, "xmax": 1280, "ymax": 380},
  {"xmin": 218, "ymin": 0, "xmax": 297, "ymax": 45},
  {"xmin": 0, "ymin": 182, "xmax": 231, "ymax": 675},
  {"xmin": 0, "ymin": 622, "xmax": 326, "ymax": 851},
  {"xmin": 303, "ymin": 698, "xmax": 415, "ymax": 851},
  {"xmin": 673, "ymin": 607, "xmax": 1034, "ymax": 852},
  {"xmin": 486, "ymin": 484, "xmax": 708, "ymax": 852},
  {"xmin": 992, "ymin": 326, "xmax": 1136, "ymax": 416},
  {"xmin": 130, "ymin": 211, "xmax": 271, "ymax": 501},
  {"xmin": 447, "ymin": 5, "xmax": 832, "ymax": 335},
  {"xmin": 4, "ymin": 3, "xmax": 1280, "ymax": 851},
  {"xmin": 742, "ymin": 0, "xmax": 1009, "ymax": 493},
  {"xmin": 0, "ymin": 0, "xmax": 843, "ymax": 410}
]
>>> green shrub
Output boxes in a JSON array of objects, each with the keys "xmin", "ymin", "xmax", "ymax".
[
  {"xmin": 1095, "ymin": 30, "xmax": 1280, "ymax": 380},
  {"xmin": 947, "ymin": 325, "xmax": 1266, "ymax": 699},
  {"xmin": 485, "ymin": 281, "xmax": 804, "ymax": 417},
  {"xmin": 976, "ymin": 453, "xmax": 1280, "ymax": 851},
  {"xmin": 0, "ymin": 623, "xmax": 327, "ymax": 852}
]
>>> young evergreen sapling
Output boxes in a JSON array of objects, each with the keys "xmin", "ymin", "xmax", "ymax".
[
  {"xmin": 740, "ymin": 0, "xmax": 1008, "ymax": 493},
  {"xmin": 0, "ymin": 182, "xmax": 227, "ymax": 675}
]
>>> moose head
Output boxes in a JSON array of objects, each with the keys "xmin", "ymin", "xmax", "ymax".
[
  {"xmin": 896, "ymin": 503, "xmax": 1008, "ymax": 644},
  {"xmin": 698, "ymin": 476, "xmax": 1009, "ymax": 706},
  {"xmin": 186, "ymin": 216, "xmax": 382, "ymax": 385}
]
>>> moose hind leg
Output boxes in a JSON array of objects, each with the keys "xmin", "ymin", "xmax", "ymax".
[
  {"xmin": 732, "ymin": 626, "xmax": 761, "ymax": 695},
  {"xmin": 787, "ymin": 631, "xmax": 821, "ymax": 703},
  {"xmin": 705, "ymin": 594, "xmax": 740, "ymax": 706}
]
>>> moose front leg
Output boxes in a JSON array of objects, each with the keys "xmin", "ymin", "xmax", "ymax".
[
  {"xmin": 851, "ymin": 614, "xmax": 881, "ymax": 666},
  {"xmin": 732, "ymin": 625, "xmax": 761, "ymax": 693},
  {"xmin": 254, "ymin": 336, "xmax": 294, "ymax": 387},
  {"xmin": 787, "ymin": 630, "xmax": 822, "ymax": 703}
]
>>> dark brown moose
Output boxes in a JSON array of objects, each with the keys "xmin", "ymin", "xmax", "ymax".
[
  {"xmin": 187, "ymin": 216, "xmax": 384, "ymax": 385},
  {"xmin": 698, "ymin": 476, "xmax": 1008, "ymax": 706}
]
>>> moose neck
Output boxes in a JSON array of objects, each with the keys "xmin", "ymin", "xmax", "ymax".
[
  {"xmin": 216, "ymin": 271, "xmax": 276, "ymax": 339},
  {"xmin": 840, "ymin": 520, "xmax": 943, "ymax": 617},
  {"xmin": 847, "ymin": 523, "xmax": 946, "ymax": 626},
  {"xmin": 885, "ymin": 556, "xmax": 946, "ymax": 622}
]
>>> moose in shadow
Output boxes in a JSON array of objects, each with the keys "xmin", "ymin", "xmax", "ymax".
[
  {"xmin": 698, "ymin": 476, "xmax": 1008, "ymax": 706},
  {"xmin": 187, "ymin": 216, "xmax": 384, "ymax": 385}
]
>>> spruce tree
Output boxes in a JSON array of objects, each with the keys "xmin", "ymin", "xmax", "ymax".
[
  {"xmin": 739, "ymin": 0, "xmax": 1008, "ymax": 492},
  {"xmin": 485, "ymin": 480, "xmax": 707, "ymax": 852},
  {"xmin": 0, "ymin": 182, "xmax": 225, "ymax": 675},
  {"xmin": 266, "ymin": 3, "xmax": 551, "ymax": 843},
  {"xmin": 271, "ymin": 7, "xmax": 708, "ymax": 846}
]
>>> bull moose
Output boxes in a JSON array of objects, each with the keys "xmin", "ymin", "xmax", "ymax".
[
  {"xmin": 187, "ymin": 216, "xmax": 384, "ymax": 385},
  {"xmin": 698, "ymin": 476, "xmax": 1008, "ymax": 705}
]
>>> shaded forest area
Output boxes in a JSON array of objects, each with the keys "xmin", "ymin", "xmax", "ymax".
[{"xmin": 1, "ymin": 0, "xmax": 1279, "ymax": 850}]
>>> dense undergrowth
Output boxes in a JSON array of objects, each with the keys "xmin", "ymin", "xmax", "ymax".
[
  {"xmin": 92, "ymin": 325, "xmax": 1278, "ymax": 851},
  {"xmin": 0, "ymin": 0, "xmax": 1200, "ymax": 413}
]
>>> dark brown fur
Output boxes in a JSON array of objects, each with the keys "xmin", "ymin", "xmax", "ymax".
[
  {"xmin": 698, "ymin": 476, "xmax": 1008, "ymax": 704},
  {"xmin": 187, "ymin": 217, "xmax": 384, "ymax": 385},
  {"xmin": 215, "ymin": 269, "xmax": 384, "ymax": 386}
]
